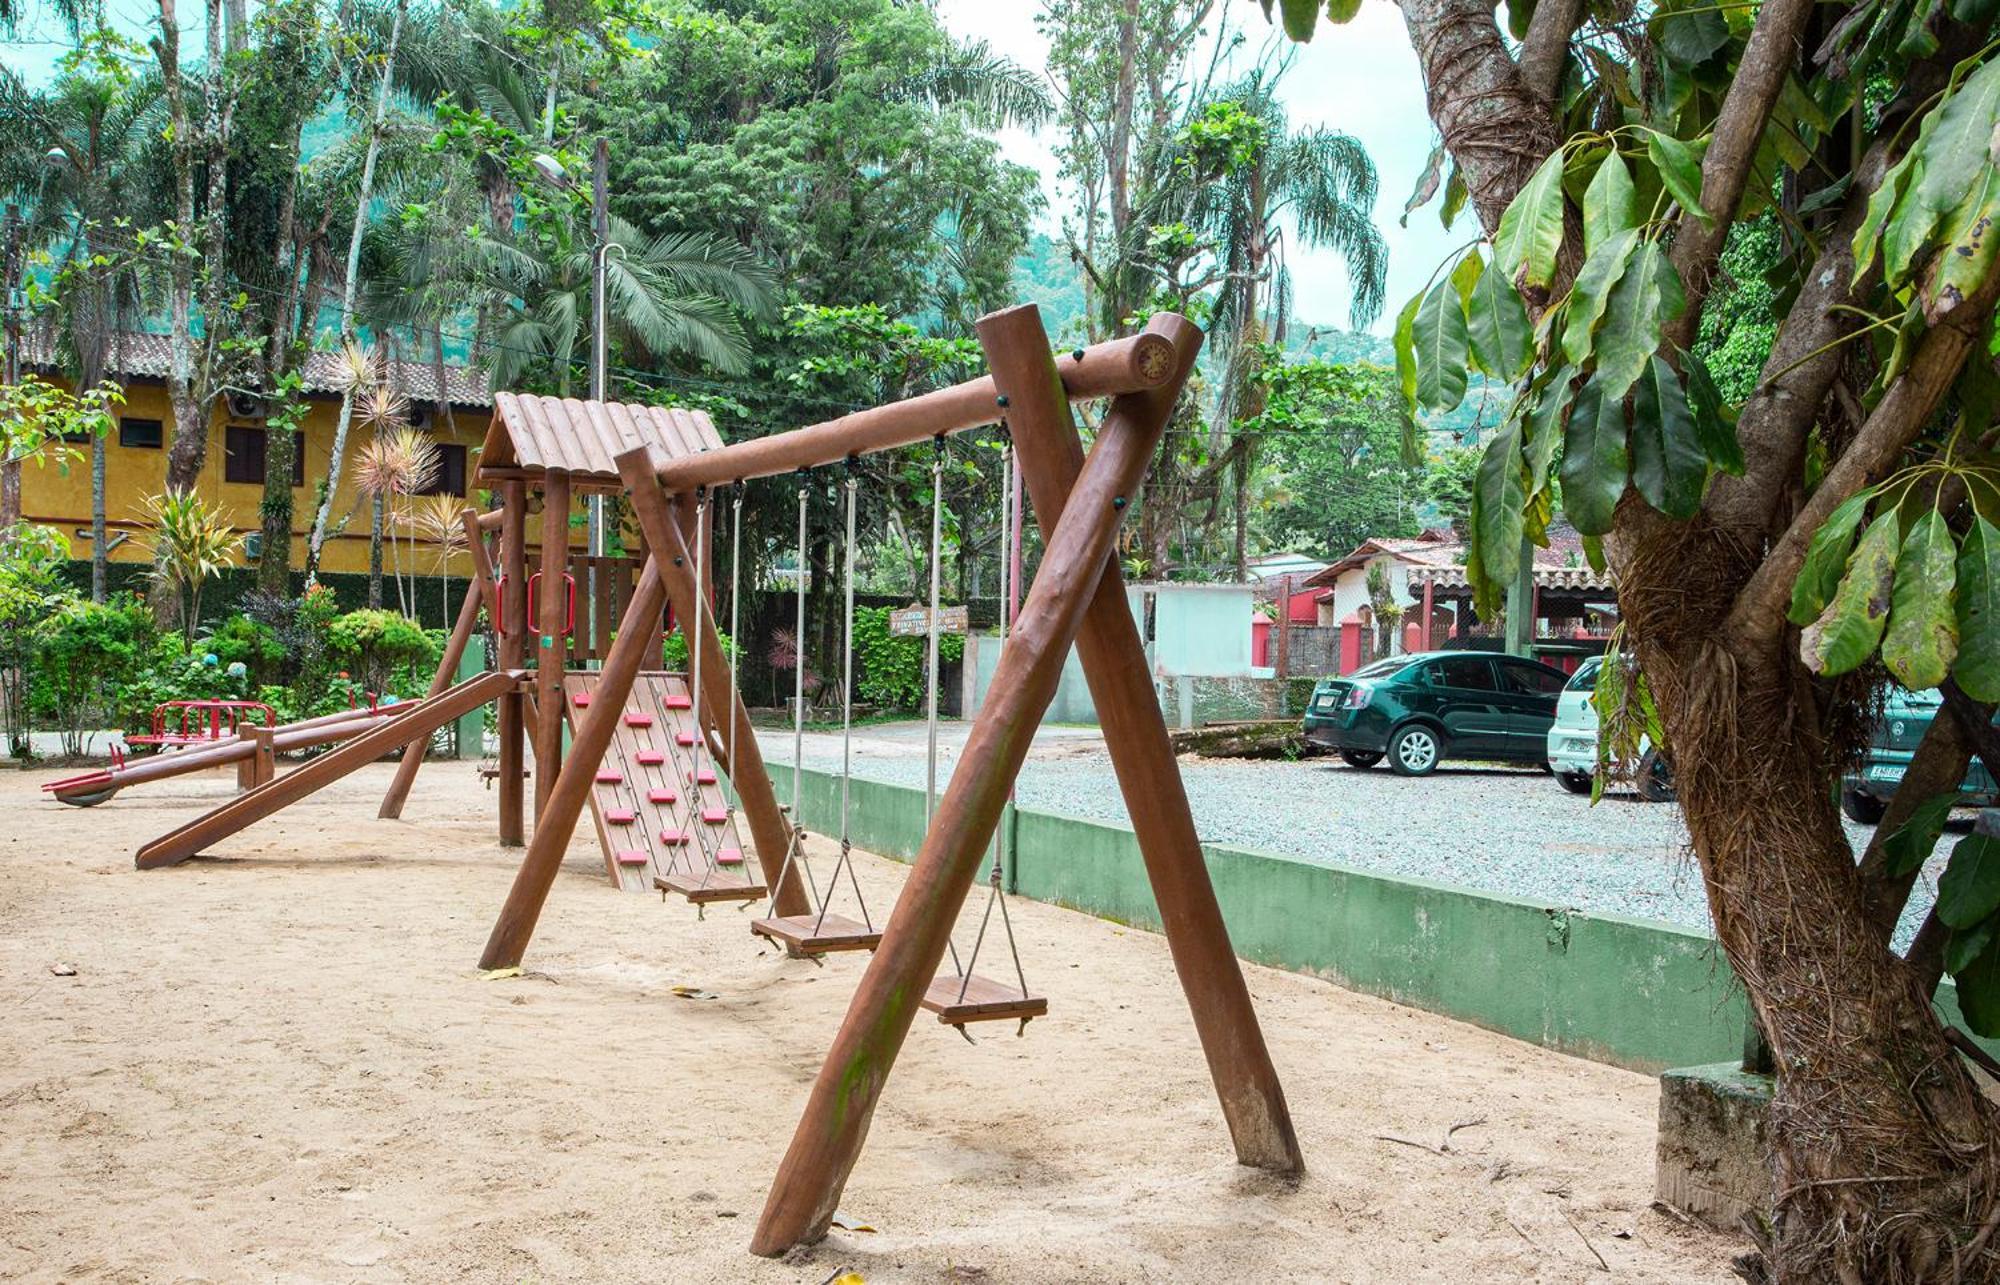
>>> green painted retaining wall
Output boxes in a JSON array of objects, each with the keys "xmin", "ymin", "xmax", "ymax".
[{"xmin": 779, "ymin": 764, "xmax": 1988, "ymax": 1074}]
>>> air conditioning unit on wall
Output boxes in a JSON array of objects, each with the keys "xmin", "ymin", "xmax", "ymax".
[{"xmin": 227, "ymin": 391, "xmax": 269, "ymax": 420}]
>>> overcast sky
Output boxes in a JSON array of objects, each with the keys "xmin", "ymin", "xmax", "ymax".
[{"xmin": 935, "ymin": 0, "xmax": 1457, "ymax": 335}]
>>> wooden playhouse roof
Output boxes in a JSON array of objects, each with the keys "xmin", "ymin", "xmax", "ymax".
[{"xmin": 481, "ymin": 392, "xmax": 725, "ymax": 489}]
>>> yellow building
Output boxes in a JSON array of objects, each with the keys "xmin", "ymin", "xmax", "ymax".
[{"xmin": 17, "ymin": 329, "xmax": 494, "ymax": 581}]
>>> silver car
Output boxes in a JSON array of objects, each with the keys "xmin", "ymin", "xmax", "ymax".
[{"xmin": 1545, "ymin": 655, "xmax": 1673, "ymax": 801}]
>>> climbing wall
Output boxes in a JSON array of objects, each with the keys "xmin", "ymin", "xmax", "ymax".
[{"xmin": 564, "ymin": 672, "xmax": 750, "ymax": 893}]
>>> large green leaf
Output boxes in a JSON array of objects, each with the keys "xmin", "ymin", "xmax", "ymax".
[
  {"xmin": 1883, "ymin": 156, "xmax": 1940, "ymax": 287},
  {"xmin": 1927, "ymin": 167, "xmax": 2000, "ymax": 323},
  {"xmin": 1882, "ymin": 508, "xmax": 1960, "ymax": 690},
  {"xmin": 1853, "ymin": 148, "xmax": 1919, "ymax": 284},
  {"xmin": 1324, "ymin": 0, "xmax": 1363, "ymax": 22},
  {"xmin": 1560, "ymin": 375, "xmax": 1629, "ymax": 536},
  {"xmin": 1954, "ymin": 932, "xmax": 2000, "ymax": 1038},
  {"xmin": 1946, "ymin": 918, "xmax": 1998, "ymax": 976},
  {"xmin": 1787, "ymin": 490, "xmax": 1874, "ymax": 626},
  {"xmin": 1646, "ymin": 129, "xmax": 1710, "ymax": 227},
  {"xmin": 1939, "ymin": 832, "xmax": 2000, "ymax": 930},
  {"xmin": 1466, "ymin": 255, "xmax": 1534, "ymax": 380},
  {"xmin": 1278, "ymin": 0, "xmax": 1322, "ymax": 40},
  {"xmin": 1683, "ymin": 351, "xmax": 1744, "ymax": 475},
  {"xmin": 1955, "ymin": 516, "xmax": 2000, "ymax": 700},
  {"xmin": 1631, "ymin": 355, "xmax": 1706, "ymax": 519},
  {"xmin": 1801, "ymin": 511, "xmax": 1901, "ymax": 676},
  {"xmin": 1392, "ymin": 290, "xmax": 1423, "ymax": 418},
  {"xmin": 1561, "ymin": 229, "xmax": 1639, "ymax": 367},
  {"xmin": 1912, "ymin": 57, "xmax": 2000, "ymax": 219},
  {"xmin": 1884, "ymin": 790, "xmax": 1961, "ymax": 878},
  {"xmin": 1403, "ymin": 145, "xmax": 1446, "ymax": 226},
  {"xmin": 1524, "ymin": 373, "xmax": 1576, "ymax": 495},
  {"xmin": 1493, "ymin": 149, "xmax": 1568, "ymax": 292},
  {"xmin": 1413, "ymin": 277, "xmax": 1470, "ymax": 412},
  {"xmin": 1593, "ymin": 241, "xmax": 1685, "ymax": 399},
  {"xmin": 1474, "ymin": 419, "xmax": 1527, "ymax": 586},
  {"xmin": 1583, "ymin": 153, "xmax": 1637, "ymax": 255}
]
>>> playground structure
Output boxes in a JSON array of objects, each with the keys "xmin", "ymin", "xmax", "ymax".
[
  {"xmin": 93, "ymin": 301, "xmax": 1300, "ymax": 1258},
  {"xmin": 468, "ymin": 303, "xmax": 1303, "ymax": 1256}
]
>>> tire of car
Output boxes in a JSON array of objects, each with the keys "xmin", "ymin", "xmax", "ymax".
[
  {"xmin": 1388, "ymin": 724, "xmax": 1442, "ymax": 777},
  {"xmin": 1841, "ymin": 787, "xmax": 1888, "ymax": 826},
  {"xmin": 1636, "ymin": 748, "xmax": 1676, "ymax": 803},
  {"xmin": 1557, "ymin": 770, "xmax": 1593, "ymax": 795},
  {"xmin": 1339, "ymin": 750, "xmax": 1383, "ymax": 769}
]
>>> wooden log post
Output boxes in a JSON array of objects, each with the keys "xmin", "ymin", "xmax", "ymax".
[
  {"xmin": 1421, "ymin": 578, "xmax": 1435, "ymax": 650},
  {"xmin": 618, "ymin": 451, "xmax": 809, "ymax": 919},
  {"xmin": 981, "ymin": 304, "xmax": 1303, "ymax": 1176},
  {"xmin": 534, "ymin": 472, "xmax": 572, "ymax": 817},
  {"xmin": 236, "ymin": 723, "xmax": 275, "ymax": 790},
  {"xmin": 380, "ymin": 507, "xmax": 497, "ymax": 819},
  {"xmin": 476, "ymin": 561, "xmax": 669, "ymax": 970},
  {"xmin": 1274, "ymin": 573, "xmax": 1292, "ymax": 678},
  {"xmin": 497, "ymin": 483, "xmax": 529, "ymax": 846},
  {"xmin": 749, "ymin": 308, "xmax": 1200, "ymax": 1257}
]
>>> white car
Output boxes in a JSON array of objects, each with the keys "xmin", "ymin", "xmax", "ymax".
[{"xmin": 1545, "ymin": 655, "xmax": 1673, "ymax": 801}]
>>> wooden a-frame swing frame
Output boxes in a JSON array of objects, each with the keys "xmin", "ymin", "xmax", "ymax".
[{"xmin": 472, "ymin": 304, "xmax": 1303, "ymax": 1257}]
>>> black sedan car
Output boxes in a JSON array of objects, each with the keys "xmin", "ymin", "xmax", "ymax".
[{"xmin": 1301, "ymin": 651, "xmax": 1571, "ymax": 776}]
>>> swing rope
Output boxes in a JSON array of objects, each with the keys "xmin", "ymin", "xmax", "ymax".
[
  {"xmin": 938, "ymin": 427, "xmax": 1035, "ymax": 1022},
  {"xmin": 686, "ymin": 487, "xmax": 728, "ymax": 890},
  {"xmin": 763, "ymin": 477, "xmax": 822, "ymax": 920},
  {"xmin": 822, "ymin": 459, "xmax": 874, "ymax": 935}
]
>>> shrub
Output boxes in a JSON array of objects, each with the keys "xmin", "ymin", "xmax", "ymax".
[
  {"xmin": 38, "ymin": 595, "xmax": 155, "ymax": 756},
  {"xmin": 852, "ymin": 605, "xmax": 965, "ymax": 712},
  {"xmin": 0, "ymin": 524, "xmax": 75, "ymax": 757},
  {"xmin": 327, "ymin": 609, "xmax": 436, "ymax": 695},
  {"xmin": 200, "ymin": 614, "xmax": 287, "ymax": 686}
]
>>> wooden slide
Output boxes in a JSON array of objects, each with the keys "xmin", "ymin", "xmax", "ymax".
[
  {"xmin": 564, "ymin": 671, "xmax": 752, "ymax": 893},
  {"xmin": 134, "ymin": 670, "xmax": 527, "ymax": 869}
]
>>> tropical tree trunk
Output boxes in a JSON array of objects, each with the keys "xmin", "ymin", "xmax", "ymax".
[
  {"xmin": 368, "ymin": 493, "xmax": 384, "ymax": 608},
  {"xmin": 304, "ymin": 0, "xmax": 406, "ymax": 584}
]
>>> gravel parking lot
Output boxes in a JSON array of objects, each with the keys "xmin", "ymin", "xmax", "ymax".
[{"xmin": 758, "ymin": 721, "xmax": 1924, "ymax": 944}]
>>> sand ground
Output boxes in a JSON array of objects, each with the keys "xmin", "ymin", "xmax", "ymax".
[{"xmin": 1, "ymin": 761, "xmax": 1738, "ymax": 1283}]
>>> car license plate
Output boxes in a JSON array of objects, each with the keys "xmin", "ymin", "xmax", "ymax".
[{"xmin": 1871, "ymin": 764, "xmax": 1906, "ymax": 783}]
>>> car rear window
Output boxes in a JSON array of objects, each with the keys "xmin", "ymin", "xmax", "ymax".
[
  {"xmin": 1565, "ymin": 658, "xmax": 1602, "ymax": 691},
  {"xmin": 1350, "ymin": 656, "xmax": 1411, "ymax": 680}
]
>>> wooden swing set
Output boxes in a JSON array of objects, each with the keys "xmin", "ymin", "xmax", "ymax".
[
  {"xmin": 474, "ymin": 303, "xmax": 1303, "ymax": 1256},
  {"xmin": 108, "ymin": 301, "xmax": 1301, "ymax": 1256}
]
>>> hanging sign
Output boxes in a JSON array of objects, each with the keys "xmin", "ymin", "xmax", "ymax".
[{"xmin": 888, "ymin": 603, "xmax": 970, "ymax": 636}]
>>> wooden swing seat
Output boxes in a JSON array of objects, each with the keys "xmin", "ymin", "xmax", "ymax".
[
  {"xmin": 752, "ymin": 913, "xmax": 882, "ymax": 957},
  {"xmin": 657, "ymin": 870, "xmax": 765, "ymax": 904},
  {"xmin": 920, "ymin": 974, "xmax": 1047, "ymax": 1026}
]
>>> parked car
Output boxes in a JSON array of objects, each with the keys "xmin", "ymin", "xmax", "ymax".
[
  {"xmin": 1301, "ymin": 651, "xmax": 1571, "ymax": 776},
  {"xmin": 1841, "ymin": 686, "xmax": 1999, "ymax": 824},
  {"xmin": 1544, "ymin": 654, "xmax": 1674, "ymax": 802}
]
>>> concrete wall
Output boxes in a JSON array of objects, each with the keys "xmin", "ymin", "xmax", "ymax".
[{"xmin": 776, "ymin": 764, "xmax": 1994, "ymax": 1074}]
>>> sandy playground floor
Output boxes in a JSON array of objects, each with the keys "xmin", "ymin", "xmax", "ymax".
[{"xmin": 0, "ymin": 761, "xmax": 1738, "ymax": 1283}]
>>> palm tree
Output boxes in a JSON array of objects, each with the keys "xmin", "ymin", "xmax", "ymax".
[
  {"xmin": 1181, "ymin": 66, "xmax": 1387, "ymax": 577},
  {"xmin": 0, "ymin": 62, "xmax": 163, "ymax": 600},
  {"xmin": 408, "ymin": 493, "xmax": 466, "ymax": 628}
]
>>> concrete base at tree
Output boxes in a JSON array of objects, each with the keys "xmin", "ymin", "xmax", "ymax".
[{"xmin": 1655, "ymin": 1062, "xmax": 1772, "ymax": 1231}]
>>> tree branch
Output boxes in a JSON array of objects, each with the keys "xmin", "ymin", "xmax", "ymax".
[
  {"xmin": 1663, "ymin": 0, "xmax": 1816, "ymax": 350},
  {"xmin": 1722, "ymin": 260, "xmax": 2000, "ymax": 652},
  {"xmin": 1858, "ymin": 709, "xmax": 1974, "ymax": 939},
  {"xmin": 1518, "ymin": 0, "xmax": 1584, "ymax": 105}
]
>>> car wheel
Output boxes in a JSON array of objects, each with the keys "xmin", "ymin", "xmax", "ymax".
[
  {"xmin": 1636, "ymin": 748, "xmax": 1676, "ymax": 803},
  {"xmin": 1339, "ymin": 750, "xmax": 1383, "ymax": 769},
  {"xmin": 1842, "ymin": 787, "xmax": 1888, "ymax": 826},
  {"xmin": 1388, "ymin": 725, "xmax": 1441, "ymax": 777},
  {"xmin": 1557, "ymin": 770, "xmax": 1593, "ymax": 795}
]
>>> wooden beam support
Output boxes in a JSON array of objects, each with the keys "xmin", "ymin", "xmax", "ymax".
[
  {"xmin": 982, "ymin": 304, "xmax": 1302, "ymax": 1176},
  {"xmin": 535, "ymin": 471, "xmax": 573, "ymax": 817},
  {"xmin": 497, "ymin": 483, "xmax": 528, "ymax": 846},
  {"xmin": 476, "ymin": 561, "xmax": 668, "ymax": 970},
  {"xmin": 749, "ymin": 307, "xmax": 1199, "ymax": 1257},
  {"xmin": 618, "ymin": 452, "xmax": 810, "ymax": 920},
  {"xmin": 380, "ymin": 507, "xmax": 497, "ymax": 819},
  {"xmin": 653, "ymin": 331, "xmax": 1176, "ymax": 493}
]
